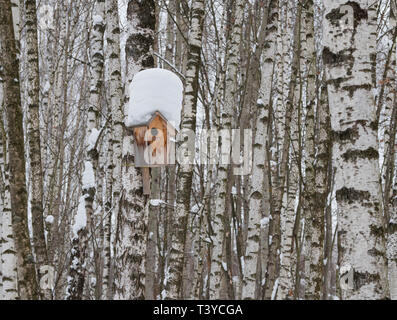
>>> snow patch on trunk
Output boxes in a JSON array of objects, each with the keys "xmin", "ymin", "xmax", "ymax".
[
  {"xmin": 73, "ymin": 196, "xmax": 87, "ymax": 237},
  {"xmin": 82, "ymin": 161, "xmax": 95, "ymax": 189}
]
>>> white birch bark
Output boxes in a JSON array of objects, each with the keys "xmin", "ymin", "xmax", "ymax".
[
  {"xmin": 389, "ymin": 150, "xmax": 397, "ymax": 299},
  {"xmin": 209, "ymin": 0, "xmax": 245, "ymax": 300},
  {"xmin": 107, "ymin": 0, "xmax": 123, "ymax": 258},
  {"xmin": 323, "ymin": 0, "xmax": 389, "ymax": 299},
  {"xmin": 303, "ymin": 0, "xmax": 327, "ymax": 300},
  {"xmin": 242, "ymin": 0, "xmax": 277, "ymax": 300},
  {"xmin": 86, "ymin": 0, "xmax": 106, "ymax": 299},
  {"xmin": 274, "ymin": 0, "xmax": 291, "ymax": 156},
  {"xmin": 0, "ymin": 36, "xmax": 3, "ymax": 300},
  {"xmin": 169, "ymin": 0, "xmax": 205, "ymax": 299},
  {"xmin": 114, "ymin": 0, "xmax": 155, "ymax": 300},
  {"xmin": 81, "ymin": 7, "xmax": 104, "ymax": 301},
  {"xmin": 0, "ymin": 0, "xmax": 38, "ymax": 299},
  {"xmin": 277, "ymin": 0, "xmax": 304, "ymax": 300},
  {"xmin": 0, "ymin": 98, "xmax": 18, "ymax": 300},
  {"xmin": 105, "ymin": 0, "xmax": 124, "ymax": 299},
  {"xmin": 46, "ymin": 3, "xmax": 69, "ymax": 271},
  {"xmin": 22, "ymin": 0, "xmax": 49, "ymax": 299},
  {"xmin": 385, "ymin": 2, "xmax": 397, "ymax": 300},
  {"xmin": 266, "ymin": 0, "xmax": 300, "ymax": 299},
  {"xmin": 103, "ymin": 124, "xmax": 113, "ymax": 299}
]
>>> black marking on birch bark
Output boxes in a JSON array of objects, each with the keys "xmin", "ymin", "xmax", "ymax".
[
  {"xmin": 92, "ymin": 52, "xmax": 104, "ymax": 61},
  {"xmin": 251, "ymin": 191, "xmax": 262, "ymax": 200},
  {"xmin": 343, "ymin": 84, "xmax": 372, "ymax": 98},
  {"xmin": 323, "ymin": 47, "xmax": 356, "ymax": 77},
  {"xmin": 325, "ymin": 2, "xmax": 368, "ymax": 30},
  {"xmin": 336, "ymin": 187, "xmax": 371, "ymax": 204},
  {"xmin": 87, "ymin": 148, "xmax": 99, "ymax": 161},
  {"xmin": 370, "ymin": 224, "xmax": 385, "ymax": 237},
  {"xmin": 127, "ymin": 0, "xmax": 155, "ymax": 30},
  {"xmin": 94, "ymin": 23, "xmax": 105, "ymax": 34},
  {"xmin": 121, "ymin": 198, "xmax": 144, "ymax": 212},
  {"xmin": 389, "ymin": 222, "xmax": 397, "ymax": 234},
  {"xmin": 126, "ymin": 34, "xmax": 154, "ymax": 66},
  {"xmin": 368, "ymin": 248, "xmax": 385, "ymax": 258},
  {"xmin": 353, "ymin": 271, "xmax": 382, "ymax": 291},
  {"xmin": 323, "ymin": 47, "xmax": 353, "ymax": 66},
  {"xmin": 342, "ymin": 147, "xmax": 379, "ymax": 162},
  {"xmin": 326, "ymin": 76, "xmax": 353, "ymax": 90},
  {"xmin": 332, "ymin": 127, "xmax": 360, "ymax": 143},
  {"xmin": 333, "ymin": 120, "xmax": 378, "ymax": 143},
  {"xmin": 370, "ymin": 53, "xmax": 377, "ymax": 86}
]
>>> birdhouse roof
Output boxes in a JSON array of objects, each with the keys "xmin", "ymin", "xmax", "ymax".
[
  {"xmin": 126, "ymin": 68, "xmax": 183, "ymax": 130},
  {"xmin": 128, "ymin": 110, "xmax": 175, "ymax": 130}
]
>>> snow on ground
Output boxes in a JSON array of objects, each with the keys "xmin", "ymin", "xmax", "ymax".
[{"xmin": 126, "ymin": 68, "xmax": 183, "ymax": 129}]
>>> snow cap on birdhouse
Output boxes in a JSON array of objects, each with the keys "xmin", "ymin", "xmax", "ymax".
[
  {"xmin": 126, "ymin": 68, "xmax": 183, "ymax": 167},
  {"xmin": 126, "ymin": 68, "xmax": 183, "ymax": 130}
]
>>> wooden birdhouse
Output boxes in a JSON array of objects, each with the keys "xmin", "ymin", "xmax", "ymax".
[
  {"xmin": 126, "ymin": 68, "xmax": 183, "ymax": 194},
  {"xmin": 130, "ymin": 111, "xmax": 176, "ymax": 168}
]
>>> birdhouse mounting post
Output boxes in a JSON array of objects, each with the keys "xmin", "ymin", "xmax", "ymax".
[{"xmin": 142, "ymin": 167, "xmax": 151, "ymax": 195}]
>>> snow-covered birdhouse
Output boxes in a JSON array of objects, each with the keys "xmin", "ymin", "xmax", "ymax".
[{"xmin": 126, "ymin": 68, "xmax": 183, "ymax": 168}]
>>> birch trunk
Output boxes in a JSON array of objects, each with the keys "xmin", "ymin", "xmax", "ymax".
[
  {"xmin": 0, "ymin": 99, "xmax": 18, "ymax": 299},
  {"xmin": 242, "ymin": 0, "xmax": 277, "ymax": 300},
  {"xmin": 103, "ymin": 124, "xmax": 113, "ymax": 299},
  {"xmin": 162, "ymin": 0, "xmax": 177, "ymax": 298},
  {"xmin": 385, "ymin": 4, "xmax": 397, "ymax": 300},
  {"xmin": 389, "ymin": 144, "xmax": 397, "ymax": 299},
  {"xmin": 385, "ymin": 50, "xmax": 397, "ymax": 299},
  {"xmin": 146, "ymin": 169, "xmax": 159, "ymax": 299},
  {"xmin": 46, "ymin": 4, "xmax": 69, "ymax": 273},
  {"xmin": 305, "ymin": 86, "xmax": 329, "ymax": 301},
  {"xmin": 114, "ymin": 0, "xmax": 155, "ymax": 300},
  {"xmin": 169, "ymin": 0, "xmax": 205, "ymax": 299},
  {"xmin": 0, "ymin": 0, "xmax": 38, "ymax": 299},
  {"xmin": 0, "ymin": 93, "xmax": 2, "ymax": 299},
  {"xmin": 23, "ymin": 0, "xmax": 49, "ymax": 299},
  {"xmin": 323, "ymin": 0, "xmax": 389, "ymax": 299},
  {"xmin": 303, "ymin": 0, "xmax": 327, "ymax": 300},
  {"xmin": 209, "ymin": 0, "xmax": 245, "ymax": 300},
  {"xmin": 265, "ymin": 1, "xmax": 300, "ymax": 300},
  {"xmin": 84, "ymin": 0, "xmax": 106, "ymax": 299}
]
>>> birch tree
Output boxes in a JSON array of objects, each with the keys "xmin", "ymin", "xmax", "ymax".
[
  {"xmin": 22, "ymin": 0, "xmax": 49, "ymax": 299},
  {"xmin": 169, "ymin": 0, "xmax": 205, "ymax": 299},
  {"xmin": 0, "ymin": 91, "xmax": 18, "ymax": 300},
  {"xmin": 242, "ymin": 0, "xmax": 277, "ymax": 300},
  {"xmin": 0, "ymin": 0, "xmax": 38, "ymax": 299},
  {"xmin": 114, "ymin": 0, "xmax": 155, "ymax": 300},
  {"xmin": 265, "ymin": 0, "xmax": 301, "ymax": 299},
  {"xmin": 303, "ymin": 0, "xmax": 328, "ymax": 300},
  {"xmin": 85, "ymin": 0, "xmax": 105, "ymax": 299},
  {"xmin": 385, "ymin": 0, "xmax": 397, "ymax": 300},
  {"xmin": 323, "ymin": 0, "xmax": 389, "ymax": 299},
  {"xmin": 207, "ymin": 0, "xmax": 245, "ymax": 300}
]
